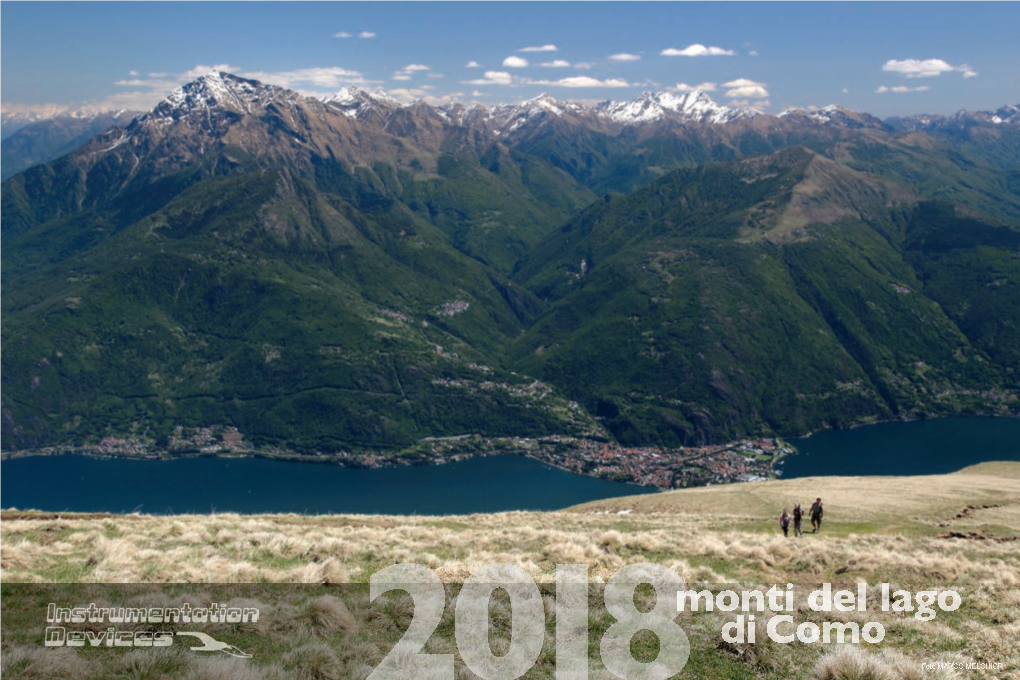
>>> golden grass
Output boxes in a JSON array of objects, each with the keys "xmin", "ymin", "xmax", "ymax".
[
  {"xmin": 2, "ymin": 463, "xmax": 1018, "ymax": 585},
  {"xmin": 572, "ymin": 462, "xmax": 1020, "ymax": 533}
]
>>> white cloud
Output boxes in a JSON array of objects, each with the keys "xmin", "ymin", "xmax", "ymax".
[
  {"xmin": 392, "ymin": 64, "xmax": 432, "ymax": 81},
  {"xmin": 540, "ymin": 60, "xmax": 572, "ymax": 68},
  {"xmin": 661, "ymin": 44, "xmax": 735, "ymax": 57},
  {"xmin": 518, "ymin": 44, "xmax": 558, "ymax": 52},
  {"xmin": 608, "ymin": 53, "xmax": 641, "ymax": 62},
  {"xmin": 534, "ymin": 76, "xmax": 630, "ymax": 88},
  {"xmin": 730, "ymin": 99, "xmax": 770, "ymax": 109},
  {"xmin": 573, "ymin": 62, "xmax": 596, "ymax": 70},
  {"xmin": 674, "ymin": 82, "xmax": 717, "ymax": 93},
  {"xmin": 417, "ymin": 92, "xmax": 463, "ymax": 106},
  {"xmin": 464, "ymin": 71, "xmax": 515, "ymax": 86},
  {"xmin": 128, "ymin": 70, "xmax": 139, "ymax": 77},
  {"xmin": 359, "ymin": 31, "xmax": 376, "ymax": 39},
  {"xmin": 723, "ymin": 78, "xmax": 769, "ymax": 99},
  {"xmin": 243, "ymin": 66, "xmax": 371, "ymax": 90},
  {"xmin": 875, "ymin": 85, "xmax": 930, "ymax": 94},
  {"xmin": 882, "ymin": 58, "xmax": 975, "ymax": 79},
  {"xmin": 842, "ymin": 87, "xmax": 849, "ymax": 94},
  {"xmin": 97, "ymin": 63, "xmax": 374, "ymax": 110},
  {"xmin": 462, "ymin": 70, "xmax": 630, "ymax": 89},
  {"xmin": 471, "ymin": 90, "xmax": 484, "ymax": 97},
  {"xmin": 333, "ymin": 31, "xmax": 353, "ymax": 39},
  {"xmin": 179, "ymin": 64, "xmax": 239, "ymax": 80},
  {"xmin": 386, "ymin": 88, "xmax": 438, "ymax": 104},
  {"xmin": 465, "ymin": 61, "xmax": 481, "ymax": 68},
  {"xmin": 749, "ymin": 50, "xmax": 759, "ymax": 57},
  {"xmin": 503, "ymin": 56, "xmax": 529, "ymax": 68}
]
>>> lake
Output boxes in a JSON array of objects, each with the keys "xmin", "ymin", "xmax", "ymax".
[
  {"xmin": 0, "ymin": 454, "xmax": 648, "ymax": 515},
  {"xmin": 2, "ymin": 417, "xmax": 1018, "ymax": 514},
  {"xmin": 781, "ymin": 416, "xmax": 1020, "ymax": 478}
]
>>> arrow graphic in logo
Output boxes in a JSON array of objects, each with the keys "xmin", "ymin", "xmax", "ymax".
[{"xmin": 176, "ymin": 631, "xmax": 252, "ymax": 658}]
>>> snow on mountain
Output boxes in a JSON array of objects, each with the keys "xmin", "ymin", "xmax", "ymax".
[
  {"xmin": 991, "ymin": 104, "xmax": 1020, "ymax": 124},
  {"xmin": 596, "ymin": 90, "xmax": 757, "ymax": 125},
  {"xmin": 323, "ymin": 87, "xmax": 400, "ymax": 120},
  {"xmin": 140, "ymin": 72, "xmax": 299, "ymax": 127},
  {"xmin": 477, "ymin": 93, "xmax": 593, "ymax": 135},
  {"xmin": 444, "ymin": 89, "xmax": 759, "ymax": 136},
  {"xmin": 886, "ymin": 104, "xmax": 1020, "ymax": 132},
  {"xmin": 778, "ymin": 105, "xmax": 886, "ymax": 130},
  {"xmin": 954, "ymin": 104, "xmax": 1020, "ymax": 126},
  {"xmin": 1, "ymin": 106, "xmax": 135, "ymax": 139},
  {"xmin": 60, "ymin": 71, "xmax": 1019, "ymax": 148}
]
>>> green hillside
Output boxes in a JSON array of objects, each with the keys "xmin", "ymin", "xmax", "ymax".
[
  {"xmin": 0, "ymin": 155, "xmax": 593, "ymax": 452},
  {"xmin": 511, "ymin": 149, "xmax": 1019, "ymax": 445}
]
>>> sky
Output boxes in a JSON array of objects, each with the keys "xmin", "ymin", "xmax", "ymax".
[{"xmin": 2, "ymin": 2, "xmax": 1018, "ymax": 117}]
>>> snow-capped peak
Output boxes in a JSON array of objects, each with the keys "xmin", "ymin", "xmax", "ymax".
[
  {"xmin": 323, "ymin": 87, "xmax": 400, "ymax": 119},
  {"xmin": 523, "ymin": 93, "xmax": 567, "ymax": 115},
  {"xmin": 596, "ymin": 89, "xmax": 753, "ymax": 125},
  {"xmin": 145, "ymin": 71, "xmax": 296, "ymax": 124},
  {"xmin": 778, "ymin": 104, "xmax": 884, "ymax": 129},
  {"xmin": 324, "ymin": 87, "xmax": 398, "ymax": 107}
]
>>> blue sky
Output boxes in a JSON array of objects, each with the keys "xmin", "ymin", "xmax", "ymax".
[{"xmin": 2, "ymin": 2, "xmax": 1018, "ymax": 116}]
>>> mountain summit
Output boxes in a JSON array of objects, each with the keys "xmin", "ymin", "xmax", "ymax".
[
  {"xmin": 145, "ymin": 72, "xmax": 297, "ymax": 124},
  {"xmin": 323, "ymin": 86, "xmax": 400, "ymax": 123}
]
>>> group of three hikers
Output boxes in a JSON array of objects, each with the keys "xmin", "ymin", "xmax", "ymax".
[{"xmin": 779, "ymin": 498, "xmax": 823, "ymax": 537}]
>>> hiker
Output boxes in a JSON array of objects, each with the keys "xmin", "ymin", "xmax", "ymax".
[
  {"xmin": 792, "ymin": 503, "xmax": 804, "ymax": 537},
  {"xmin": 780, "ymin": 508, "xmax": 791, "ymax": 538},
  {"xmin": 810, "ymin": 498, "xmax": 824, "ymax": 533}
]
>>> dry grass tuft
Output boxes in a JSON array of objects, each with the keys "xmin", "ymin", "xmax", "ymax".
[
  {"xmin": 716, "ymin": 612, "xmax": 795, "ymax": 673},
  {"xmin": 112, "ymin": 649, "xmax": 192, "ymax": 679},
  {"xmin": 282, "ymin": 642, "xmax": 343, "ymax": 680},
  {"xmin": 813, "ymin": 646, "xmax": 894, "ymax": 680},
  {"xmin": 0, "ymin": 644, "xmax": 84, "ymax": 678},
  {"xmin": 292, "ymin": 595, "xmax": 358, "ymax": 638},
  {"xmin": 182, "ymin": 656, "xmax": 269, "ymax": 680}
]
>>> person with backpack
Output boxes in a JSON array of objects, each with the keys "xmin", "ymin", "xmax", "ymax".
[
  {"xmin": 810, "ymin": 498, "xmax": 824, "ymax": 533},
  {"xmin": 780, "ymin": 508, "xmax": 791, "ymax": 538},
  {"xmin": 792, "ymin": 503, "xmax": 804, "ymax": 537}
]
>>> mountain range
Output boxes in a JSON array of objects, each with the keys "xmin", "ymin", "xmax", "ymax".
[
  {"xmin": 3, "ymin": 72, "xmax": 1018, "ymax": 453},
  {"xmin": 0, "ymin": 109, "xmax": 139, "ymax": 180}
]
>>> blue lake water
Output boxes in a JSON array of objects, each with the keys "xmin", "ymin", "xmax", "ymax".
[
  {"xmin": 0, "ymin": 453, "xmax": 647, "ymax": 515},
  {"xmin": 781, "ymin": 416, "xmax": 1020, "ymax": 478},
  {"xmin": 2, "ymin": 417, "xmax": 1018, "ymax": 514}
]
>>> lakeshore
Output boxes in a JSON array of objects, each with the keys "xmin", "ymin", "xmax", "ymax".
[
  {"xmin": 1, "ymin": 429, "xmax": 789, "ymax": 490},
  {"xmin": 5, "ymin": 416, "xmax": 1020, "ymax": 515}
]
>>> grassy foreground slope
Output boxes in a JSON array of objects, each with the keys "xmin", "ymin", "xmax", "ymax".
[
  {"xmin": 2, "ymin": 464, "xmax": 1018, "ymax": 680},
  {"xmin": 574, "ymin": 461, "xmax": 1020, "ymax": 534},
  {"xmin": 2, "ymin": 463, "xmax": 1018, "ymax": 584}
]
